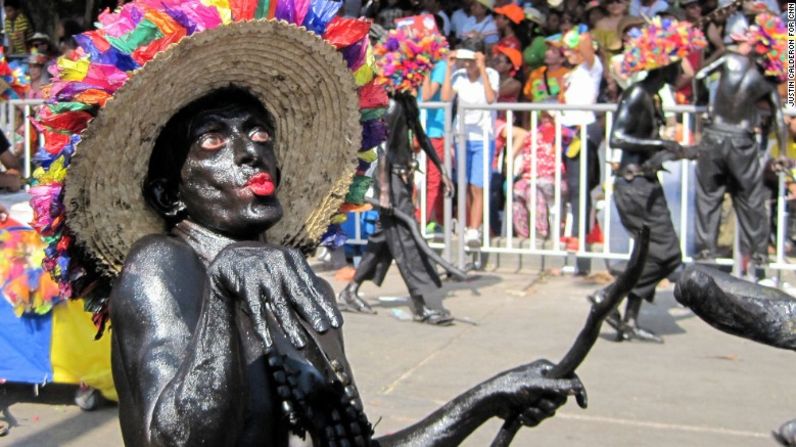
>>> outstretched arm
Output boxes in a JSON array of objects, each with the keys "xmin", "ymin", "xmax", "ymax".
[
  {"xmin": 675, "ymin": 265, "xmax": 796, "ymax": 351},
  {"xmin": 375, "ymin": 360, "xmax": 585, "ymax": 447}
]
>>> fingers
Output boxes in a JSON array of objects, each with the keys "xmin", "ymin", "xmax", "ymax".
[
  {"xmin": 239, "ymin": 270, "xmax": 273, "ymax": 351},
  {"xmin": 576, "ymin": 387, "xmax": 588, "ymax": 409},
  {"xmin": 287, "ymin": 249, "xmax": 342, "ymax": 330},
  {"xmin": 277, "ymin": 253, "xmax": 330, "ymax": 334},
  {"xmin": 258, "ymin": 270, "xmax": 308, "ymax": 349}
]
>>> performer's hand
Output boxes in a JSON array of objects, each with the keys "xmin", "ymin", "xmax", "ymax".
[
  {"xmin": 663, "ymin": 140, "xmax": 684, "ymax": 155},
  {"xmin": 0, "ymin": 204, "xmax": 7, "ymax": 222},
  {"xmin": 209, "ymin": 242, "xmax": 343, "ymax": 351},
  {"xmin": 492, "ymin": 359, "xmax": 587, "ymax": 427},
  {"xmin": 442, "ymin": 174, "xmax": 454, "ymax": 198},
  {"xmin": 678, "ymin": 145, "xmax": 700, "ymax": 160}
]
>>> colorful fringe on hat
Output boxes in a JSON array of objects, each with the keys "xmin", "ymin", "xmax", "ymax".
[
  {"xmin": 0, "ymin": 221, "xmax": 60, "ymax": 316},
  {"xmin": 373, "ymin": 26, "xmax": 448, "ymax": 95},
  {"xmin": 29, "ymin": 0, "xmax": 388, "ymax": 308},
  {"xmin": 744, "ymin": 13, "xmax": 787, "ymax": 83},
  {"xmin": 621, "ymin": 18, "xmax": 706, "ymax": 75},
  {"xmin": 0, "ymin": 48, "xmax": 29, "ymax": 99}
]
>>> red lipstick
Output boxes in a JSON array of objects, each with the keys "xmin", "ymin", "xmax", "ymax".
[{"xmin": 245, "ymin": 172, "xmax": 275, "ymax": 197}]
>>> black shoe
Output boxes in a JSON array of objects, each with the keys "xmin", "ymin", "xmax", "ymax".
[
  {"xmin": 412, "ymin": 306, "xmax": 454, "ymax": 326},
  {"xmin": 773, "ymin": 418, "xmax": 796, "ymax": 446},
  {"xmin": 337, "ymin": 289, "xmax": 377, "ymax": 314},
  {"xmin": 619, "ymin": 325, "xmax": 663, "ymax": 344}
]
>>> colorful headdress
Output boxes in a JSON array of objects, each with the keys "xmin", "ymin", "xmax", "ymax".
[
  {"xmin": 29, "ymin": 0, "xmax": 388, "ymax": 314},
  {"xmin": 374, "ymin": 25, "xmax": 448, "ymax": 94},
  {"xmin": 621, "ymin": 17, "xmax": 707, "ymax": 74},
  {"xmin": 738, "ymin": 13, "xmax": 787, "ymax": 82},
  {"xmin": 0, "ymin": 48, "xmax": 29, "ymax": 99},
  {"xmin": 562, "ymin": 24, "xmax": 589, "ymax": 49}
]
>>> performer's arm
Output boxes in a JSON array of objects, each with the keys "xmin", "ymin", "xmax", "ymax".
[
  {"xmin": 675, "ymin": 265, "xmax": 796, "ymax": 351},
  {"xmin": 609, "ymin": 88, "xmax": 682, "ymax": 154},
  {"xmin": 694, "ymin": 54, "xmax": 726, "ymax": 81},
  {"xmin": 377, "ymin": 143, "xmax": 391, "ymax": 207},
  {"xmin": 375, "ymin": 360, "xmax": 586, "ymax": 447},
  {"xmin": 111, "ymin": 235, "xmax": 244, "ymax": 447}
]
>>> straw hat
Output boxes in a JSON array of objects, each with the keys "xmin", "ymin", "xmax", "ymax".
[
  {"xmin": 474, "ymin": 0, "xmax": 494, "ymax": 11},
  {"xmin": 31, "ymin": 1, "xmax": 387, "ymax": 291}
]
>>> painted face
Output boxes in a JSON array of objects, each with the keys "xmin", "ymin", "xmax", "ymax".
[{"xmin": 178, "ymin": 102, "xmax": 282, "ymax": 238}]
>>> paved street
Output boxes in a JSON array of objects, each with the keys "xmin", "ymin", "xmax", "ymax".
[{"xmin": 1, "ymin": 264, "xmax": 793, "ymax": 446}]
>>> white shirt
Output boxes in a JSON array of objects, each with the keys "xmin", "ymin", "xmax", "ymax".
[
  {"xmin": 460, "ymin": 15, "xmax": 499, "ymax": 45},
  {"xmin": 560, "ymin": 57, "xmax": 603, "ymax": 127},
  {"xmin": 451, "ymin": 67, "xmax": 500, "ymax": 140},
  {"xmin": 629, "ymin": 0, "xmax": 669, "ymax": 17}
]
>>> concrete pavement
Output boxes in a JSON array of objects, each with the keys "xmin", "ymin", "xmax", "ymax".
[{"xmin": 1, "ymin": 266, "xmax": 793, "ymax": 446}]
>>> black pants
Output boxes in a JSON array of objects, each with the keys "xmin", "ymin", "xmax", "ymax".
[
  {"xmin": 614, "ymin": 176, "xmax": 681, "ymax": 302},
  {"xmin": 695, "ymin": 127, "xmax": 768, "ymax": 262},
  {"xmin": 354, "ymin": 172, "xmax": 441, "ymax": 297}
]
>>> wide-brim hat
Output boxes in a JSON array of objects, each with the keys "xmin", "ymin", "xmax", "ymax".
[
  {"xmin": 27, "ymin": 31, "xmax": 50, "ymax": 43},
  {"xmin": 31, "ymin": 1, "xmax": 387, "ymax": 292},
  {"xmin": 474, "ymin": 0, "xmax": 494, "ymax": 11}
]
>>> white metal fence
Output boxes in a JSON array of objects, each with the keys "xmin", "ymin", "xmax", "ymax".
[
  {"xmin": 346, "ymin": 100, "xmax": 796, "ymax": 277},
  {"xmin": 5, "ymin": 98, "xmax": 796, "ymax": 276}
]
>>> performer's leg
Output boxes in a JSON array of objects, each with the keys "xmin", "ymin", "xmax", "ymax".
[
  {"xmin": 620, "ymin": 294, "xmax": 663, "ymax": 343},
  {"xmin": 338, "ymin": 229, "xmax": 392, "ymax": 314},
  {"xmin": 409, "ymin": 294, "xmax": 454, "ymax": 326},
  {"xmin": 726, "ymin": 136, "xmax": 769, "ymax": 269},
  {"xmin": 695, "ymin": 134, "xmax": 729, "ymax": 259}
]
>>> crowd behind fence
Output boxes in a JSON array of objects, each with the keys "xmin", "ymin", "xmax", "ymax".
[
  {"xmin": 345, "ymin": 101, "xmax": 796, "ymax": 280},
  {"xmin": 4, "ymin": 99, "xmax": 796, "ymax": 279}
]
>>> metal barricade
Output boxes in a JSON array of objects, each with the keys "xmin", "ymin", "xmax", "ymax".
[
  {"xmin": 345, "ymin": 100, "xmax": 796, "ymax": 279},
  {"xmin": 1, "ymin": 99, "xmax": 46, "ymax": 183}
]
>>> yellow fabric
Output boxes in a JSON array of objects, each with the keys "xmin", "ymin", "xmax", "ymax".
[
  {"xmin": 202, "ymin": 0, "xmax": 233, "ymax": 24},
  {"xmin": 566, "ymin": 136, "xmax": 581, "ymax": 158},
  {"xmin": 57, "ymin": 57, "xmax": 90, "ymax": 82},
  {"xmin": 50, "ymin": 299, "xmax": 116, "ymax": 401}
]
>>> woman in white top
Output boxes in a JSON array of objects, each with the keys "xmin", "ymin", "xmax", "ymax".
[{"xmin": 441, "ymin": 38, "xmax": 500, "ymax": 247}]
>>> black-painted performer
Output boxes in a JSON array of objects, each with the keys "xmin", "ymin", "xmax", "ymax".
[
  {"xmin": 693, "ymin": 13, "xmax": 788, "ymax": 273},
  {"xmin": 591, "ymin": 19, "xmax": 705, "ymax": 343},
  {"xmin": 31, "ymin": 6, "xmax": 588, "ymax": 446},
  {"xmin": 338, "ymin": 27, "xmax": 457, "ymax": 325},
  {"xmin": 675, "ymin": 265, "xmax": 796, "ymax": 446}
]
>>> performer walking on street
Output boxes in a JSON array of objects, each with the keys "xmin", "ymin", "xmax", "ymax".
[
  {"xmin": 338, "ymin": 26, "xmax": 457, "ymax": 325},
  {"xmin": 693, "ymin": 13, "xmax": 787, "ymax": 276},
  {"xmin": 592, "ymin": 18, "xmax": 706, "ymax": 343}
]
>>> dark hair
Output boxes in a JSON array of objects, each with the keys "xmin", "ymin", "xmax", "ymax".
[
  {"xmin": 4, "ymin": 0, "xmax": 21, "ymax": 9},
  {"xmin": 457, "ymin": 36, "xmax": 485, "ymax": 53},
  {"xmin": 143, "ymin": 87, "xmax": 273, "ymax": 226}
]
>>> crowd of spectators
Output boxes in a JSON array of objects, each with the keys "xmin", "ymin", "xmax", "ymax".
[
  {"xmin": 0, "ymin": 0, "xmax": 793, "ymax": 261},
  {"xmin": 359, "ymin": 0, "xmax": 792, "ymax": 258}
]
